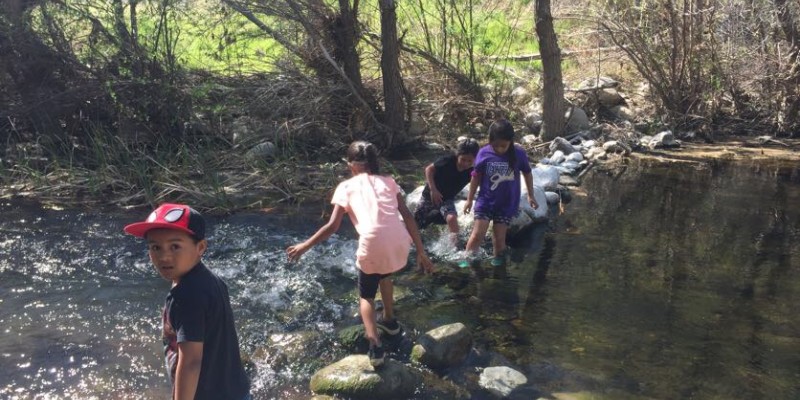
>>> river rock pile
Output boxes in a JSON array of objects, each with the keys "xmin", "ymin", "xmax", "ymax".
[{"xmin": 309, "ymin": 322, "xmax": 539, "ymax": 399}]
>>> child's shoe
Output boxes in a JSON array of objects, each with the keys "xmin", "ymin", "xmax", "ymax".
[
  {"xmin": 377, "ymin": 318, "xmax": 402, "ymax": 337},
  {"xmin": 457, "ymin": 254, "xmax": 476, "ymax": 269},
  {"xmin": 368, "ymin": 344, "xmax": 385, "ymax": 368},
  {"xmin": 490, "ymin": 249, "xmax": 509, "ymax": 267}
]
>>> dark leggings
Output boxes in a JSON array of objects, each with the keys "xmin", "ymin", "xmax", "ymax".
[{"xmin": 358, "ymin": 270, "xmax": 392, "ymax": 299}]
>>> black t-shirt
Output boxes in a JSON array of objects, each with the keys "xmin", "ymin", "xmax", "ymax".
[
  {"xmin": 422, "ymin": 154, "xmax": 473, "ymax": 201},
  {"xmin": 163, "ymin": 262, "xmax": 249, "ymax": 400}
]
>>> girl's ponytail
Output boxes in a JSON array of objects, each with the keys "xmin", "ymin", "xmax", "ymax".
[{"xmin": 346, "ymin": 141, "xmax": 381, "ymax": 174}]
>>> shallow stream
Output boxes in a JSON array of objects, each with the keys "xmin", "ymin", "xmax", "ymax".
[{"xmin": 1, "ymin": 157, "xmax": 798, "ymax": 399}]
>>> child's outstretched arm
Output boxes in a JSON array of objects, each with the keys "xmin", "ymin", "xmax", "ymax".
[
  {"xmin": 523, "ymin": 171, "xmax": 538, "ymax": 209},
  {"xmin": 287, "ymin": 205, "xmax": 346, "ymax": 262},
  {"xmin": 463, "ymin": 172, "xmax": 481, "ymax": 214},
  {"xmin": 396, "ymin": 193, "xmax": 435, "ymax": 274}
]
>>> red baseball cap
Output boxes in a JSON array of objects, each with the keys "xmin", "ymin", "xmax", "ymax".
[{"xmin": 124, "ymin": 203, "xmax": 206, "ymax": 240}]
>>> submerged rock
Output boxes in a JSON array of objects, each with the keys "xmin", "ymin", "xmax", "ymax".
[
  {"xmin": 479, "ymin": 366, "xmax": 529, "ymax": 398},
  {"xmin": 411, "ymin": 322, "xmax": 473, "ymax": 369},
  {"xmin": 252, "ymin": 330, "xmax": 328, "ymax": 371}
]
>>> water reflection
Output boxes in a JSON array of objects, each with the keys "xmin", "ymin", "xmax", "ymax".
[
  {"xmin": 0, "ymin": 158, "xmax": 798, "ymax": 399},
  {"xmin": 503, "ymin": 159, "xmax": 800, "ymax": 399}
]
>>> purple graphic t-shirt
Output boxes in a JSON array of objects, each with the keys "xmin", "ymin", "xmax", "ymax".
[{"xmin": 474, "ymin": 144, "xmax": 531, "ymax": 218}]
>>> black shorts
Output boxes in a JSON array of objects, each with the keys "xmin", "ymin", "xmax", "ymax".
[
  {"xmin": 358, "ymin": 270, "xmax": 392, "ymax": 299},
  {"xmin": 414, "ymin": 197, "xmax": 456, "ymax": 228}
]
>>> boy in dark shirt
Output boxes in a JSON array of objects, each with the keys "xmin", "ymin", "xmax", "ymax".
[
  {"xmin": 124, "ymin": 203, "xmax": 250, "ymax": 400},
  {"xmin": 414, "ymin": 138, "xmax": 480, "ymax": 243}
]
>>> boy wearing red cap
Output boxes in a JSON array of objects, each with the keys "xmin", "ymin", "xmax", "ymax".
[{"xmin": 124, "ymin": 204, "xmax": 250, "ymax": 400}]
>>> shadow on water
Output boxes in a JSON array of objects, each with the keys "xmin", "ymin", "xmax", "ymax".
[{"xmin": 1, "ymin": 157, "xmax": 799, "ymax": 399}]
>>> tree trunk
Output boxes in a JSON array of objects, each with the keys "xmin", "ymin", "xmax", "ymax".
[
  {"xmin": 773, "ymin": 0, "xmax": 800, "ymax": 133},
  {"xmin": 379, "ymin": 0, "xmax": 406, "ymax": 147},
  {"xmin": 535, "ymin": 0, "xmax": 565, "ymax": 141},
  {"xmin": 334, "ymin": 0, "xmax": 363, "ymax": 96}
]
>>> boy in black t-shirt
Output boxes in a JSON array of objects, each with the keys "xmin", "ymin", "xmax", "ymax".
[
  {"xmin": 124, "ymin": 203, "xmax": 250, "ymax": 400},
  {"xmin": 414, "ymin": 138, "xmax": 480, "ymax": 242}
]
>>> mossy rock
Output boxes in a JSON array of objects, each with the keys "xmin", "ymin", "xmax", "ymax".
[
  {"xmin": 310, "ymin": 355, "xmax": 419, "ymax": 399},
  {"xmin": 337, "ymin": 325, "xmax": 370, "ymax": 354}
]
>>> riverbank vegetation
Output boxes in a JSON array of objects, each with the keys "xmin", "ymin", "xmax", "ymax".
[{"xmin": 1, "ymin": 0, "xmax": 799, "ymax": 211}]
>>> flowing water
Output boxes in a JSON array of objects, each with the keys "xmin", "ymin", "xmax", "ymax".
[{"xmin": 1, "ymin": 157, "xmax": 799, "ymax": 399}]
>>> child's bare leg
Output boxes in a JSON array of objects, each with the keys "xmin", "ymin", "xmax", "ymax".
[
  {"xmin": 492, "ymin": 222, "xmax": 508, "ymax": 256},
  {"xmin": 466, "ymin": 219, "xmax": 491, "ymax": 255},
  {"xmin": 378, "ymin": 278, "xmax": 394, "ymax": 321},
  {"xmin": 360, "ymin": 298, "xmax": 381, "ymax": 347},
  {"xmin": 445, "ymin": 214, "xmax": 459, "ymax": 246}
]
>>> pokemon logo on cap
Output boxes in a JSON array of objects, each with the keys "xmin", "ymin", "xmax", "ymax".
[{"xmin": 124, "ymin": 203, "xmax": 206, "ymax": 240}]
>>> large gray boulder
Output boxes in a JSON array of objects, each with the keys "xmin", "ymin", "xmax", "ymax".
[
  {"xmin": 647, "ymin": 130, "xmax": 681, "ymax": 149},
  {"xmin": 532, "ymin": 164, "xmax": 560, "ymax": 190},
  {"xmin": 411, "ymin": 322, "xmax": 473, "ymax": 369},
  {"xmin": 597, "ymin": 88, "xmax": 626, "ymax": 108},
  {"xmin": 452, "ymin": 183, "xmax": 548, "ymax": 237},
  {"xmin": 310, "ymin": 355, "xmax": 420, "ymax": 399},
  {"xmin": 577, "ymin": 76, "xmax": 619, "ymax": 90},
  {"xmin": 564, "ymin": 107, "xmax": 591, "ymax": 134},
  {"xmin": 408, "ymin": 178, "xmax": 549, "ymax": 236}
]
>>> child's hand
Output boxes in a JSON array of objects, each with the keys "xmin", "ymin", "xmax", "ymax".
[
  {"xmin": 431, "ymin": 189, "xmax": 443, "ymax": 205},
  {"xmin": 463, "ymin": 200, "xmax": 473, "ymax": 214},
  {"xmin": 417, "ymin": 253, "xmax": 435, "ymax": 274},
  {"xmin": 528, "ymin": 194, "xmax": 539, "ymax": 209},
  {"xmin": 286, "ymin": 243, "xmax": 309, "ymax": 262}
]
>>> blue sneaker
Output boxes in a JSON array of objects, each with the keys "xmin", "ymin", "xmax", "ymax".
[
  {"xmin": 490, "ymin": 249, "xmax": 509, "ymax": 267},
  {"xmin": 490, "ymin": 256, "xmax": 505, "ymax": 267}
]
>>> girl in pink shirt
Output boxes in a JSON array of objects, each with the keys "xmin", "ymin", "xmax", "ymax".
[{"xmin": 287, "ymin": 141, "xmax": 434, "ymax": 368}]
